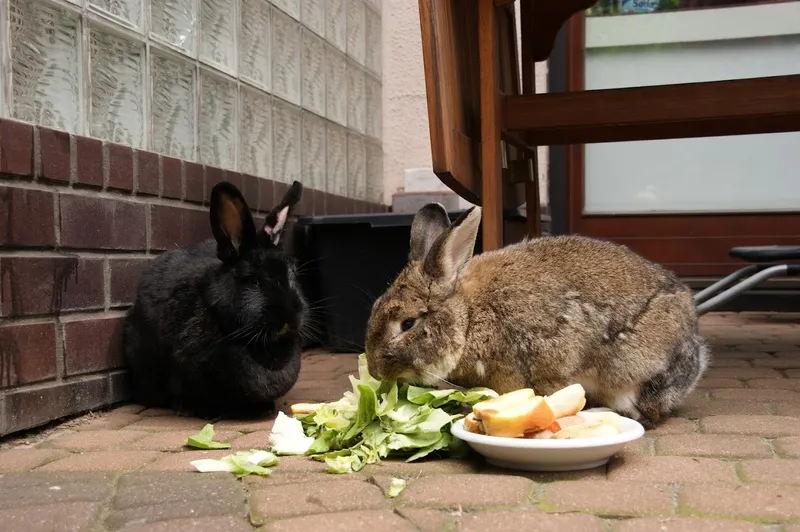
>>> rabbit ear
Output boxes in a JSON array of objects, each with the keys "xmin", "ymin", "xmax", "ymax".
[
  {"xmin": 262, "ymin": 181, "xmax": 303, "ymax": 246},
  {"xmin": 409, "ymin": 203, "xmax": 451, "ymax": 261},
  {"xmin": 210, "ymin": 182, "xmax": 257, "ymax": 263},
  {"xmin": 422, "ymin": 206, "xmax": 482, "ymax": 285}
]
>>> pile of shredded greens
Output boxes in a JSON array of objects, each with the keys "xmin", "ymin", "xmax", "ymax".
[{"xmin": 292, "ymin": 353, "xmax": 497, "ymax": 473}]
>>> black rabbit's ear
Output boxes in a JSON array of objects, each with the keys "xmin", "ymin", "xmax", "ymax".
[
  {"xmin": 261, "ymin": 181, "xmax": 303, "ymax": 246},
  {"xmin": 409, "ymin": 203, "xmax": 451, "ymax": 261},
  {"xmin": 210, "ymin": 182, "xmax": 257, "ymax": 263}
]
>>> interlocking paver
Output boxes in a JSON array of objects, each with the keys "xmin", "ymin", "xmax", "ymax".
[
  {"xmin": 655, "ymin": 434, "xmax": 772, "ymax": 458},
  {"xmin": 0, "ymin": 449, "xmax": 69, "ymax": 472},
  {"xmin": 607, "ymin": 456, "xmax": 737, "ymax": 483},
  {"xmin": 616, "ymin": 517, "xmax": 771, "ymax": 531},
  {"xmin": 541, "ymin": 480, "xmax": 674, "ymax": 516},
  {"xmin": 711, "ymin": 388, "xmax": 800, "ymax": 401},
  {"xmin": 262, "ymin": 509, "xmax": 417, "ymax": 532},
  {"xmin": 774, "ymin": 436, "xmax": 800, "ymax": 458},
  {"xmin": 105, "ymin": 497, "xmax": 248, "ymax": 530},
  {"xmin": 229, "ymin": 431, "xmax": 270, "ymax": 450},
  {"xmin": 397, "ymin": 473, "xmax": 534, "ymax": 509},
  {"xmin": 700, "ymin": 415, "xmax": 800, "ymax": 437},
  {"xmin": 249, "ymin": 479, "xmax": 385, "ymax": 522},
  {"xmin": 113, "ymin": 475, "xmax": 244, "ymax": 509},
  {"xmin": 123, "ymin": 516, "xmax": 253, "ymax": 532},
  {"xmin": 458, "ymin": 510, "xmax": 604, "ymax": 532},
  {"xmin": 648, "ymin": 417, "xmax": 697, "ymax": 435},
  {"xmin": 126, "ymin": 430, "xmax": 240, "ymax": 451},
  {"xmin": 144, "ymin": 450, "xmax": 232, "ymax": 472},
  {"xmin": 747, "ymin": 378, "xmax": 800, "ymax": 390},
  {"xmin": 739, "ymin": 459, "xmax": 800, "ymax": 484},
  {"xmin": 46, "ymin": 430, "xmax": 148, "ymax": 451},
  {"xmin": 680, "ymin": 483, "xmax": 800, "ymax": 521},
  {"xmin": 35, "ymin": 450, "xmax": 159, "ymax": 471},
  {"xmin": 395, "ymin": 507, "xmax": 459, "ymax": 532},
  {"xmin": 124, "ymin": 416, "xmax": 209, "ymax": 431},
  {"xmin": 677, "ymin": 398, "xmax": 771, "ymax": 418},
  {"xmin": 697, "ymin": 378, "xmax": 746, "ymax": 388},
  {"xmin": 0, "ymin": 502, "xmax": 101, "ymax": 532},
  {"xmin": 74, "ymin": 412, "xmax": 143, "ymax": 431}
]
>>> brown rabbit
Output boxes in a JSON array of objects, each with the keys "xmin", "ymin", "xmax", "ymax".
[{"xmin": 364, "ymin": 203, "xmax": 709, "ymax": 428}]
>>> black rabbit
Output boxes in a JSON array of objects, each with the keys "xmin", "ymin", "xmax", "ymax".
[{"xmin": 123, "ymin": 181, "xmax": 307, "ymax": 419}]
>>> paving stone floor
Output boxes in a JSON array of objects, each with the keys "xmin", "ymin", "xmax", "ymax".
[{"xmin": 2, "ymin": 312, "xmax": 800, "ymax": 531}]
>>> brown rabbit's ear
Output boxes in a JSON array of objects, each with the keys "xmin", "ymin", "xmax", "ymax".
[
  {"xmin": 422, "ymin": 206, "xmax": 482, "ymax": 285},
  {"xmin": 409, "ymin": 203, "xmax": 451, "ymax": 261}
]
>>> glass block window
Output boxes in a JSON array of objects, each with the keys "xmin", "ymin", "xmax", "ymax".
[{"xmin": 0, "ymin": 0, "xmax": 384, "ymax": 200}]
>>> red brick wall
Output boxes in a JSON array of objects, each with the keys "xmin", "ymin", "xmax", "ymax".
[{"xmin": 0, "ymin": 118, "xmax": 386, "ymax": 437}]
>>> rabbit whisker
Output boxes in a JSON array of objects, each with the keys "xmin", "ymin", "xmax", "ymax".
[{"xmin": 421, "ymin": 369, "xmax": 467, "ymax": 391}]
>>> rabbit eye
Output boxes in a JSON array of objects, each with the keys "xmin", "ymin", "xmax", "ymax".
[{"xmin": 400, "ymin": 318, "xmax": 416, "ymax": 332}]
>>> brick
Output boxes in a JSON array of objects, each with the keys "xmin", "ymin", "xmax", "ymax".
[
  {"xmin": 143, "ymin": 450, "xmax": 232, "ymax": 472},
  {"xmin": 125, "ymin": 415, "xmax": 208, "ymax": 431},
  {"xmin": 740, "ymin": 458, "xmax": 800, "ymax": 484},
  {"xmin": 701, "ymin": 415, "xmax": 800, "ymax": 437},
  {"xmin": 266, "ymin": 510, "xmax": 416, "ymax": 532},
  {"xmin": 747, "ymin": 378, "xmax": 800, "ymax": 390},
  {"xmin": 608, "ymin": 456, "xmax": 736, "ymax": 483},
  {"xmin": 366, "ymin": 458, "xmax": 483, "ymax": 477},
  {"xmin": 226, "ymin": 170, "xmax": 243, "ymax": 191},
  {"xmin": 0, "ymin": 471, "xmax": 115, "ymax": 489},
  {"xmin": 397, "ymin": 474, "xmax": 533, "ymax": 509},
  {"xmin": 110, "ymin": 258, "xmax": 150, "ymax": 306},
  {"xmin": 775, "ymin": 436, "xmax": 800, "ymax": 458},
  {"xmin": 680, "ymin": 483, "xmax": 800, "ymax": 521},
  {"xmin": 48, "ymin": 430, "xmax": 146, "ymax": 451},
  {"xmin": 161, "ymin": 156, "xmax": 183, "ymax": 199},
  {"xmin": 541, "ymin": 480, "xmax": 673, "ymax": 516},
  {"xmin": 705, "ymin": 367, "xmax": 783, "ymax": 379},
  {"xmin": 136, "ymin": 150, "xmax": 160, "ymax": 196},
  {"xmin": 1, "ymin": 257, "xmax": 104, "ymax": 316},
  {"xmin": 109, "ymin": 369, "xmax": 131, "ymax": 403},
  {"xmin": 617, "ymin": 517, "xmax": 769, "ymax": 532},
  {"xmin": 150, "ymin": 204, "xmax": 210, "ymax": 250},
  {"xmin": 259, "ymin": 178, "xmax": 275, "ymax": 211},
  {"xmin": 63, "ymin": 315, "xmax": 125, "ymax": 376},
  {"xmin": 655, "ymin": 434, "xmax": 771, "ymax": 458},
  {"xmin": 712, "ymin": 350, "xmax": 774, "ymax": 359},
  {"xmin": 313, "ymin": 189, "xmax": 326, "ymax": 215},
  {"xmin": 0, "ymin": 502, "xmax": 101, "ymax": 532},
  {"xmin": 60, "ymin": 194, "xmax": 147, "ymax": 250},
  {"xmin": 106, "ymin": 497, "xmax": 246, "ymax": 530},
  {"xmin": 229, "ymin": 430, "xmax": 268, "ymax": 450},
  {"xmin": 0, "ymin": 449, "xmax": 69, "ymax": 473},
  {"xmin": 240, "ymin": 174, "xmax": 260, "ymax": 210},
  {"xmin": 127, "ymin": 429, "xmax": 238, "ymax": 451},
  {"xmin": 74, "ymin": 411, "xmax": 142, "ymax": 431},
  {"xmin": 213, "ymin": 417, "xmax": 275, "ymax": 432},
  {"xmin": 122, "ymin": 516, "xmax": 252, "ymax": 532},
  {"xmin": 263, "ymin": 455, "xmax": 329, "ymax": 474},
  {"xmin": 776, "ymin": 350, "xmax": 800, "ymax": 358},
  {"xmin": 206, "ymin": 166, "xmax": 224, "ymax": 192},
  {"xmin": 788, "ymin": 369, "xmax": 800, "ymax": 378},
  {"xmin": 752, "ymin": 357, "xmax": 800, "ymax": 369},
  {"xmin": 113, "ymin": 474, "xmax": 242, "ymax": 510},
  {"xmin": 75, "ymin": 136, "xmax": 104, "ymax": 187},
  {"xmin": 184, "ymin": 162, "xmax": 205, "ymax": 203},
  {"xmin": 0, "ymin": 478, "xmax": 112, "ymax": 507},
  {"xmin": 0, "ymin": 321, "xmax": 57, "ymax": 387},
  {"xmin": 250, "ymin": 480, "xmax": 385, "ymax": 522},
  {"xmin": 0, "ymin": 187, "xmax": 55, "ymax": 246},
  {"xmin": 0, "ymin": 119, "xmax": 34, "ymax": 176},
  {"xmin": 697, "ymin": 378, "xmax": 745, "ymax": 389},
  {"xmin": 139, "ymin": 407, "xmax": 175, "ymax": 416},
  {"xmin": 459, "ymin": 511, "xmax": 603, "ymax": 532},
  {"xmin": 395, "ymin": 508, "xmax": 457, "ymax": 532},
  {"xmin": 37, "ymin": 450, "xmax": 158, "ymax": 472},
  {"xmin": 38, "ymin": 127, "xmax": 71, "ymax": 183},
  {"xmin": 649, "ymin": 417, "xmax": 697, "ymax": 435},
  {"xmin": 108, "ymin": 143, "xmax": 134, "ymax": 191},
  {"xmin": 711, "ymin": 388, "xmax": 800, "ymax": 401},
  {"xmin": 1, "ymin": 375, "xmax": 111, "ymax": 436},
  {"xmin": 709, "ymin": 358, "xmax": 751, "ymax": 368},
  {"xmin": 676, "ymin": 398, "xmax": 770, "ymax": 419}
]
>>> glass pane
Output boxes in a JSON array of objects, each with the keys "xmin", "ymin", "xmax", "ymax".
[
  {"xmin": 325, "ymin": 45, "xmax": 347, "ymax": 125},
  {"xmin": 326, "ymin": 122, "xmax": 347, "ymax": 195},
  {"xmin": 347, "ymin": 132, "xmax": 366, "ymax": 199},
  {"xmin": 10, "ymin": 0, "xmax": 82, "ymax": 133},
  {"xmin": 273, "ymin": 0, "xmax": 300, "ymax": 19},
  {"xmin": 272, "ymin": 98, "xmax": 301, "ymax": 184},
  {"xmin": 200, "ymin": 71, "xmax": 237, "ymax": 169},
  {"xmin": 201, "ymin": 0, "xmax": 236, "ymax": 73},
  {"xmin": 326, "ymin": 0, "xmax": 347, "ymax": 53},
  {"xmin": 151, "ymin": 53, "xmax": 196, "ymax": 160},
  {"xmin": 240, "ymin": 88, "xmax": 272, "ymax": 178},
  {"xmin": 240, "ymin": 0, "xmax": 271, "ymax": 91},
  {"xmin": 301, "ymin": 0, "xmax": 325, "ymax": 37},
  {"xmin": 366, "ymin": 141, "xmax": 383, "ymax": 204},
  {"xmin": 301, "ymin": 30, "xmax": 326, "ymax": 117},
  {"xmin": 89, "ymin": 29, "xmax": 145, "ymax": 148},
  {"xmin": 89, "ymin": 0, "xmax": 142, "ymax": 29},
  {"xmin": 347, "ymin": 60, "xmax": 366, "ymax": 134},
  {"xmin": 151, "ymin": 0, "xmax": 197, "ymax": 55},
  {"xmin": 346, "ymin": 0, "xmax": 366, "ymax": 66},
  {"xmin": 365, "ymin": 73, "xmax": 381, "ymax": 140},
  {"xmin": 364, "ymin": 6, "xmax": 381, "ymax": 75},
  {"xmin": 302, "ymin": 110, "xmax": 326, "ymax": 192},
  {"xmin": 272, "ymin": 8, "xmax": 301, "ymax": 105}
]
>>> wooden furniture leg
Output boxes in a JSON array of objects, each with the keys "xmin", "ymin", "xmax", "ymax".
[
  {"xmin": 478, "ymin": 0, "xmax": 504, "ymax": 252},
  {"xmin": 521, "ymin": 0, "xmax": 542, "ymax": 238}
]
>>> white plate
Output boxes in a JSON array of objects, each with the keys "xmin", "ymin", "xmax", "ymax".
[{"xmin": 451, "ymin": 416, "xmax": 645, "ymax": 472}]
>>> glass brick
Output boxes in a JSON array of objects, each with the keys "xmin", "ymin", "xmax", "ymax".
[
  {"xmin": 326, "ymin": 122, "xmax": 347, "ymax": 195},
  {"xmin": 346, "ymin": 0, "xmax": 365, "ymax": 66},
  {"xmin": 240, "ymin": 88, "xmax": 272, "ymax": 178},
  {"xmin": 272, "ymin": 9, "xmax": 301, "ymax": 105},
  {"xmin": 151, "ymin": 0, "xmax": 197, "ymax": 55},
  {"xmin": 10, "ymin": 0, "xmax": 81, "ymax": 132},
  {"xmin": 325, "ymin": 45, "xmax": 347, "ymax": 126},
  {"xmin": 201, "ymin": 0, "xmax": 236, "ymax": 73},
  {"xmin": 326, "ymin": 0, "xmax": 346, "ymax": 53},
  {"xmin": 89, "ymin": 29, "xmax": 145, "ymax": 148},
  {"xmin": 365, "ymin": 73, "xmax": 381, "ymax": 141},
  {"xmin": 365, "ymin": 7, "xmax": 381, "ymax": 75},
  {"xmin": 302, "ymin": 111, "xmax": 326, "ymax": 192},
  {"xmin": 364, "ymin": 0, "xmax": 380, "ymax": 12},
  {"xmin": 151, "ymin": 53, "xmax": 196, "ymax": 160},
  {"xmin": 89, "ymin": 0, "xmax": 142, "ymax": 29},
  {"xmin": 347, "ymin": 132, "xmax": 366, "ymax": 199},
  {"xmin": 240, "ymin": 0, "xmax": 271, "ymax": 91},
  {"xmin": 366, "ymin": 141, "xmax": 383, "ymax": 204},
  {"xmin": 200, "ymin": 71, "xmax": 237, "ymax": 169},
  {"xmin": 347, "ymin": 61, "xmax": 366, "ymax": 134},
  {"xmin": 301, "ymin": 30, "xmax": 326, "ymax": 117},
  {"xmin": 272, "ymin": 0, "xmax": 299, "ymax": 19},
  {"xmin": 272, "ymin": 99, "xmax": 301, "ymax": 184},
  {"xmin": 301, "ymin": 0, "xmax": 325, "ymax": 37}
]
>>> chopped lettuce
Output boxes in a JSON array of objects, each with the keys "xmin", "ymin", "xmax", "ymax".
[
  {"xmin": 277, "ymin": 353, "xmax": 497, "ymax": 474},
  {"xmin": 388, "ymin": 477, "xmax": 407, "ymax": 498},
  {"xmin": 269, "ymin": 412, "xmax": 315, "ymax": 455},
  {"xmin": 190, "ymin": 449, "xmax": 279, "ymax": 477},
  {"xmin": 185, "ymin": 423, "xmax": 231, "ymax": 450}
]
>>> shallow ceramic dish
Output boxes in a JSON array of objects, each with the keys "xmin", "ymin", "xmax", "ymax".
[{"xmin": 450, "ymin": 415, "xmax": 645, "ymax": 472}]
